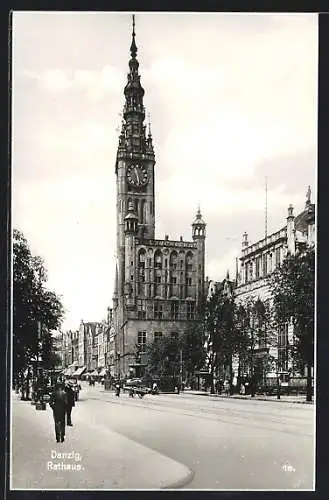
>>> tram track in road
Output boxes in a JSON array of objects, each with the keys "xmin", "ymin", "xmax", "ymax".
[
  {"xmin": 84, "ymin": 394, "xmax": 313, "ymax": 438},
  {"xmin": 74, "ymin": 390, "xmax": 314, "ymax": 489},
  {"xmin": 82, "ymin": 389, "xmax": 313, "ymax": 419}
]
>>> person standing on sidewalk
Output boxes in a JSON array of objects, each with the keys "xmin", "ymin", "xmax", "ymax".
[
  {"xmin": 64, "ymin": 381, "xmax": 75, "ymax": 426},
  {"xmin": 49, "ymin": 381, "xmax": 68, "ymax": 443}
]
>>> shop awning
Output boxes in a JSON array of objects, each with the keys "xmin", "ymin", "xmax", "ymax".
[
  {"xmin": 90, "ymin": 370, "xmax": 99, "ymax": 376},
  {"xmin": 73, "ymin": 366, "xmax": 86, "ymax": 376},
  {"xmin": 99, "ymin": 368, "xmax": 107, "ymax": 376}
]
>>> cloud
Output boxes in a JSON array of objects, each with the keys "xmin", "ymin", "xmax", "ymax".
[
  {"xmin": 12, "ymin": 12, "xmax": 317, "ymax": 330},
  {"xmin": 18, "ymin": 66, "xmax": 124, "ymax": 100},
  {"xmin": 207, "ymin": 247, "xmax": 240, "ymax": 282}
]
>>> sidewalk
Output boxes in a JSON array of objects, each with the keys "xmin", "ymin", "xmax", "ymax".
[
  {"xmin": 11, "ymin": 393, "xmax": 193, "ymax": 490},
  {"xmin": 183, "ymin": 390, "xmax": 314, "ymax": 404}
]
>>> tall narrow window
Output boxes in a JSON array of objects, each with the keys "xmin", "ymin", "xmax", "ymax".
[
  {"xmin": 154, "ymin": 251, "xmax": 162, "ymax": 270},
  {"xmin": 187, "ymin": 302, "xmax": 195, "ymax": 320},
  {"xmin": 137, "ymin": 331, "xmax": 147, "ymax": 352},
  {"xmin": 243, "ymin": 263, "xmax": 248, "ymax": 283},
  {"xmin": 268, "ymin": 253, "xmax": 273, "ymax": 274},
  {"xmin": 186, "ymin": 252, "xmax": 193, "ymax": 271},
  {"xmin": 138, "ymin": 250, "xmax": 146, "ymax": 284},
  {"xmin": 275, "ymin": 248, "xmax": 281, "ymax": 267},
  {"xmin": 154, "ymin": 331, "xmax": 162, "ymax": 343},
  {"xmin": 142, "ymin": 199, "xmax": 147, "ymax": 223},
  {"xmin": 154, "ymin": 301, "xmax": 163, "ymax": 320},
  {"xmin": 137, "ymin": 300, "xmax": 146, "ymax": 319},
  {"xmin": 171, "ymin": 301, "xmax": 179, "ymax": 320},
  {"xmin": 278, "ymin": 323, "xmax": 289, "ymax": 371}
]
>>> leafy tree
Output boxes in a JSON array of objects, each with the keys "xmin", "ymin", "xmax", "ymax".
[
  {"xmin": 146, "ymin": 335, "xmax": 181, "ymax": 377},
  {"xmin": 204, "ymin": 284, "xmax": 236, "ymax": 394},
  {"xmin": 231, "ymin": 302, "xmax": 250, "ymax": 380},
  {"xmin": 270, "ymin": 246, "xmax": 315, "ymax": 401},
  {"xmin": 181, "ymin": 322, "xmax": 207, "ymax": 384},
  {"xmin": 13, "ymin": 229, "xmax": 65, "ymax": 379},
  {"xmin": 235, "ymin": 296, "xmax": 276, "ymax": 392},
  {"xmin": 145, "ymin": 335, "xmax": 184, "ymax": 391}
]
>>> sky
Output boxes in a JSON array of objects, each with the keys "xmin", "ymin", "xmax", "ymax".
[{"xmin": 12, "ymin": 12, "xmax": 318, "ymax": 331}]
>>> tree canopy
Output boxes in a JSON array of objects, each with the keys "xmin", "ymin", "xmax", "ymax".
[
  {"xmin": 270, "ymin": 245, "xmax": 315, "ymax": 400},
  {"xmin": 13, "ymin": 229, "xmax": 65, "ymax": 376},
  {"xmin": 270, "ymin": 246, "xmax": 315, "ymax": 366}
]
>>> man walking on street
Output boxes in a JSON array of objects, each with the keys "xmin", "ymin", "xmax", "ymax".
[
  {"xmin": 65, "ymin": 381, "xmax": 75, "ymax": 426},
  {"xmin": 49, "ymin": 381, "xmax": 68, "ymax": 443}
]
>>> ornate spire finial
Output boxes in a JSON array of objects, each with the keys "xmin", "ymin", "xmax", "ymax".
[{"xmin": 130, "ymin": 14, "xmax": 137, "ymax": 58}]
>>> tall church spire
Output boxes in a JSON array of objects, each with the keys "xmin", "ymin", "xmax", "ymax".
[
  {"xmin": 125, "ymin": 14, "xmax": 144, "ymax": 101},
  {"xmin": 115, "ymin": 14, "xmax": 154, "ymax": 170}
]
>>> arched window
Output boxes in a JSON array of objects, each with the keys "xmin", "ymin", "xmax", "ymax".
[
  {"xmin": 170, "ymin": 251, "xmax": 178, "ymax": 270},
  {"xmin": 185, "ymin": 251, "xmax": 193, "ymax": 272},
  {"xmin": 138, "ymin": 249, "xmax": 146, "ymax": 283},
  {"xmin": 154, "ymin": 249, "xmax": 162, "ymax": 270}
]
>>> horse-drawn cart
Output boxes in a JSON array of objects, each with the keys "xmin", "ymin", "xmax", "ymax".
[{"xmin": 123, "ymin": 378, "xmax": 151, "ymax": 399}]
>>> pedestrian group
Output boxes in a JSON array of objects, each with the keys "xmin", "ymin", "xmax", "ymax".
[{"xmin": 49, "ymin": 379, "xmax": 79, "ymax": 443}]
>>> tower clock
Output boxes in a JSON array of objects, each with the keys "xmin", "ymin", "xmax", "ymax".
[{"xmin": 127, "ymin": 163, "xmax": 148, "ymax": 187}]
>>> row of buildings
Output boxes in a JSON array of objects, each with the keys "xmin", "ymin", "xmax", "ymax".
[
  {"xmin": 60, "ymin": 310, "xmax": 117, "ymax": 379},
  {"xmin": 59, "ymin": 182, "xmax": 315, "ymax": 383},
  {"xmin": 59, "ymin": 17, "xmax": 315, "ymax": 386},
  {"xmin": 211, "ymin": 188, "xmax": 315, "ymax": 386}
]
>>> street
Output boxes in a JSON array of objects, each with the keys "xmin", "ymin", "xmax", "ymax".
[{"xmin": 11, "ymin": 383, "xmax": 315, "ymax": 490}]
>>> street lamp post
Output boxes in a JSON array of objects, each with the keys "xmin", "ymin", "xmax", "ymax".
[
  {"xmin": 276, "ymin": 360, "xmax": 281, "ymax": 400},
  {"xmin": 35, "ymin": 266, "xmax": 46, "ymax": 411},
  {"xmin": 179, "ymin": 349, "xmax": 183, "ymax": 391},
  {"xmin": 117, "ymin": 351, "xmax": 121, "ymax": 380}
]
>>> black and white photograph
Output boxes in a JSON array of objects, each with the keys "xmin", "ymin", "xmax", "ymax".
[{"xmin": 10, "ymin": 11, "xmax": 316, "ymax": 491}]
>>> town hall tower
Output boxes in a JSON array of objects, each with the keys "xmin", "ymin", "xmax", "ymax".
[{"xmin": 112, "ymin": 16, "xmax": 206, "ymax": 378}]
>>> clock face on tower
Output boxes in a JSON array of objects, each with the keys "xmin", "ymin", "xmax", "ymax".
[{"xmin": 127, "ymin": 163, "xmax": 148, "ymax": 187}]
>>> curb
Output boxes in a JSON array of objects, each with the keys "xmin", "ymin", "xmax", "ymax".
[
  {"xmin": 170, "ymin": 392, "xmax": 314, "ymax": 404},
  {"xmin": 161, "ymin": 467, "xmax": 195, "ymax": 490}
]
